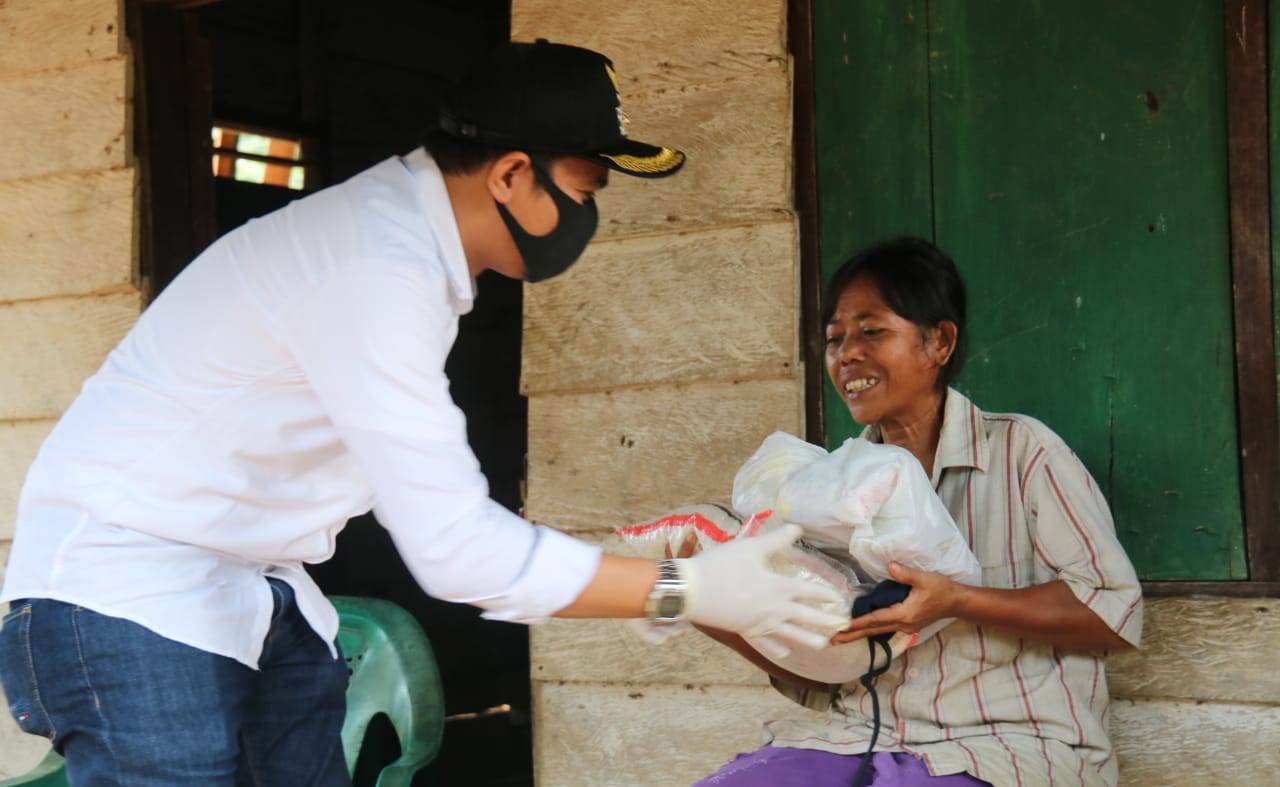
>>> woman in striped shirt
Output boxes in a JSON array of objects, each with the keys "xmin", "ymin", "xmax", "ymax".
[{"xmin": 693, "ymin": 237, "xmax": 1143, "ymax": 787}]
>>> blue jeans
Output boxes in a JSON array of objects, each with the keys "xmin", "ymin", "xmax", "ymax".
[{"xmin": 0, "ymin": 579, "xmax": 351, "ymax": 787}]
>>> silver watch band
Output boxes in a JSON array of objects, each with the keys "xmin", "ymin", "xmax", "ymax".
[{"xmin": 644, "ymin": 559, "xmax": 688, "ymax": 623}]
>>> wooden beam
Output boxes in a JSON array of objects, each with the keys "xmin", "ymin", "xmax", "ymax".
[
  {"xmin": 790, "ymin": 0, "xmax": 825, "ymax": 446},
  {"xmin": 1142, "ymin": 581, "xmax": 1280, "ymax": 597},
  {"xmin": 1224, "ymin": 0, "xmax": 1280, "ymax": 580}
]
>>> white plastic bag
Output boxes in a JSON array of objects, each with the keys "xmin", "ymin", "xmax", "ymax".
[
  {"xmin": 733, "ymin": 433, "xmax": 982, "ymax": 586},
  {"xmin": 726, "ymin": 432, "xmax": 981, "ymax": 683}
]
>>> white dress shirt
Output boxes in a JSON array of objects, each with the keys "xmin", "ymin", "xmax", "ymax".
[{"xmin": 1, "ymin": 149, "xmax": 602, "ymax": 668}]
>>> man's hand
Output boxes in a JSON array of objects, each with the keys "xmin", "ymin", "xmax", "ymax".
[
  {"xmin": 831, "ymin": 562, "xmax": 967, "ymax": 644},
  {"xmin": 680, "ymin": 524, "xmax": 848, "ymax": 652}
]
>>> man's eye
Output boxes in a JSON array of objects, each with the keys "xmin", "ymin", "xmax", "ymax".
[
  {"xmin": 862, "ymin": 328, "xmax": 882, "ymax": 337},
  {"xmin": 825, "ymin": 335, "xmax": 843, "ymax": 346}
]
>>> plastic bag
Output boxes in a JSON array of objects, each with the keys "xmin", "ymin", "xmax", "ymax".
[
  {"xmin": 615, "ymin": 506, "xmax": 858, "ymax": 648},
  {"xmin": 614, "ymin": 503, "xmax": 743, "ymax": 559},
  {"xmin": 732, "ymin": 433, "xmax": 982, "ymax": 586}
]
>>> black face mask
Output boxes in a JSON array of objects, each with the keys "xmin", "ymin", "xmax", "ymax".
[{"xmin": 496, "ymin": 159, "xmax": 599, "ymax": 283}]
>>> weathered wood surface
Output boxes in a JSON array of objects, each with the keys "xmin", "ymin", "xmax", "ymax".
[
  {"xmin": 0, "ymin": 57, "xmax": 128, "ymax": 184},
  {"xmin": 533, "ymin": 682, "xmax": 821, "ymax": 787},
  {"xmin": 522, "ymin": 221, "xmax": 799, "ymax": 395},
  {"xmin": 1108, "ymin": 597, "xmax": 1280, "ymax": 704},
  {"xmin": 532, "ymin": 681, "xmax": 1277, "ymax": 787},
  {"xmin": 511, "ymin": 0, "xmax": 786, "ymax": 92},
  {"xmin": 0, "ymin": 168, "xmax": 135, "ymax": 302},
  {"xmin": 1111, "ymin": 698, "xmax": 1280, "ymax": 786},
  {"xmin": 0, "ymin": 421, "xmax": 56, "ymax": 541},
  {"xmin": 588, "ymin": 70, "xmax": 793, "ymax": 240},
  {"xmin": 531, "ymin": 618, "xmax": 769, "ymax": 688},
  {"xmin": 525, "ymin": 376, "xmax": 803, "ymax": 531},
  {"xmin": 0, "ymin": 291, "xmax": 141, "ymax": 420},
  {"xmin": 533, "ymin": 597, "xmax": 1280, "ymax": 704},
  {"xmin": 0, "ymin": 0, "xmax": 121, "ymax": 77}
]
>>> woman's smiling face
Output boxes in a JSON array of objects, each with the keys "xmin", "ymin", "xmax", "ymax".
[{"xmin": 824, "ymin": 276, "xmax": 949, "ymax": 425}]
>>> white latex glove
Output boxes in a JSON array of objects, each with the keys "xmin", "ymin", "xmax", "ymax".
[{"xmin": 678, "ymin": 524, "xmax": 849, "ymax": 653}]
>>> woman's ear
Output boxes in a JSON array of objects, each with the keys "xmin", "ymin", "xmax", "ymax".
[
  {"xmin": 930, "ymin": 321, "xmax": 959, "ymax": 367},
  {"xmin": 486, "ymin": 152, "xmax": 532, "ymax": 205}
]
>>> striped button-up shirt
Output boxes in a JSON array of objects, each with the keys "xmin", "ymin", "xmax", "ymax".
[{"xmin": 765, "ymin": 388, "xmax": 1143, "ymax": 787}]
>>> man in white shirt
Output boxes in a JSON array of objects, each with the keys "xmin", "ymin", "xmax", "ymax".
[{"xmin": 0, "ymin": 40, "xmax": 845, "ymax": 786}]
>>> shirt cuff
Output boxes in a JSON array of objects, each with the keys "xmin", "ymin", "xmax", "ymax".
[
  {"xmin": 1060, "ymin": 574, "xmax": 1144, "ymax": 648},
  {"xmin": 479, "ymin": 526, "xmax": 603, "ymax": 624}
]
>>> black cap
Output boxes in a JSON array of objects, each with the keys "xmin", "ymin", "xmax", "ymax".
[{"xmin": 438, "ymin": 40, "xmax": 686, "ymax": 178}]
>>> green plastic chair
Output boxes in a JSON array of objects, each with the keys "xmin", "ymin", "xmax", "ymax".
[
  {"xmin": 0, "ymin": 596, "xmax": 445, "ymax": 787},
  {"xmin": 333, "ymin": 595, "xmax": 446, "ymax": 787}
]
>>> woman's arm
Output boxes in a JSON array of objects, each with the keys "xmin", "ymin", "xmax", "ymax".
[{"xmin": 832, "ymin": 562, "xmax": 1132, "ymax": 652}]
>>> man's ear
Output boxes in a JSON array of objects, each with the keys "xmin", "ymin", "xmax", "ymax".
[{"xmin": 486, "ymin": 152, "xmax": 532, "ymax": 205}]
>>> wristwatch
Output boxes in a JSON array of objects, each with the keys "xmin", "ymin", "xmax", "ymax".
[{"xmin": 644, "ymin": 559, "xmax": 688, "ymax": 624}]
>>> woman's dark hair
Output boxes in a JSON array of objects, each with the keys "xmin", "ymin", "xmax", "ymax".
[{"xmin": 821, "ymin": 236, "xmax": 968, "ymax": 387}]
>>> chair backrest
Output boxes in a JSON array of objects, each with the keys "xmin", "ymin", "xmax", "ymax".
[{"xmin": 333, "ymin": 596, "xmax": 446, "ymax": 777}]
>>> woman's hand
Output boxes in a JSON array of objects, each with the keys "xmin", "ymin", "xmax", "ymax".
[
  {"xmin": 830, "ymin": 562, "xmax": 967, "ymax": 644},
  {"xmin": 664, "ymin": 531, "xmax": 702, "ymax": 560}
]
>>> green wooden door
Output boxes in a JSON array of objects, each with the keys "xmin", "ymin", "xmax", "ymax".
[{"xmin": 815, "ymin": 0, "xmax": 1246, "ymax": 580}]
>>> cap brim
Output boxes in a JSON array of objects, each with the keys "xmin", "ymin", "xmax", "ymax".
[{"xmin": 589, "ymin": 139, "xmax": 686, "ymax": 178}]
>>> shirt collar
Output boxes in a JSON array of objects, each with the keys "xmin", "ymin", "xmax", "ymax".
[
  {"xmin": 861, "ymin": 387, "xmax": 989, "ymax": 479},
  {"xmin": 403, "ymin": 147, "xmax": 476, "ymax": 311}
]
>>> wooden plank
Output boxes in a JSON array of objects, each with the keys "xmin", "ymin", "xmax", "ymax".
[
  {"xmin": 1226, "ymin": 0, "xmax": 1280, "ymax": 581},
  {"xmin": 925, "ymin": 0, "xmax": 1245, "ymax": 579},
  {"xmin": 533, "ymin": 682, "xmax": 822, "ymax": 787},
  {"xmin": 589, "ymin": 68, "xmax": 793, "ymax": 241},
  {"xmin": 0, "ymin": 56, "xmax": 128, "ymax": 184},
  {"xmin": 530, "ymin": 595, "xmax": 1280, "ymax": 706},
  {"xmin": 525, "ymin": 376, "xmax": 803, "ymax": 531},
  {"xmin": 1108, "ymin": 598, "xmax": 1280, "ymax": 704},
  {"xmin": 532, "ymin": 685, "xmax": 1278, "ymax": 787},
  {"xmin": 522, "ymin": 221, "xmax": 799, "ymax": 396},
  {"xmin": 0, "ymin": 421, "xmax": 54, "ymax": 541},
  {"xmin": 791, "ymin": 0, "xmax": 825, "ymax": 446},
  {"xmin": 511, "ymin": 0, "xmax": 786, "ymax": 92},
  {"xmin": 532, "ymin": 620, "xmax": 768, "ymax": 687},
  {"xmin": 0, "ymin": 0, "xmax": 120, "ymax": 77},
  {"xmin": 0, "ymin": 291, "xmax": 141, "ymax": 421},
  {"xmin": 813, "ymin": 1, "xmax": 932, "ymax": 449},
  {"xmin": 0, "ymin": 168, "xmax": 135, "ymax": 302},
  {"xmin": 0, "ymin": 708, "xmax": 49, "ymax": 781},
  {"xmin": 1112, "ymin": 698, "xmax": 1280, "ymax": 786},
  {"xmin": 1142, "ymin": 581, "xmax": 1280, "ymax": 597}
]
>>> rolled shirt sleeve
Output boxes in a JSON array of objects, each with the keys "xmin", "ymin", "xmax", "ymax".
[
  {"xmin": 282, "ymin": 266, "xmax": 602, "ymax": 622},
  {"xmin": 1028, "ymin": 447, "xmax": 1143, "ymax": 648}
]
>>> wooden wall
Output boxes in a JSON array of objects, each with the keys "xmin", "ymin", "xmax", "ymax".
[
  {"xmin": 511, "ymin": 0, "xmax": 810, "ymax": 783},
  {"xmin": 0, "ymin": 0, "xmax": 139, "ymax": 775},
  {"xmin": 513, "ymin": 2, "xmax": 1280, "ymax": 785}
]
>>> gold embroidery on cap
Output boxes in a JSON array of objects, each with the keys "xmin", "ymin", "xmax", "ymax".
[
  {"xmin": 605, "ymin": 63, "xmax": 621, "ymax": 92},
  {"xmin": 601, "ymin": 148, "xmax": 685, "ymax": 173}
]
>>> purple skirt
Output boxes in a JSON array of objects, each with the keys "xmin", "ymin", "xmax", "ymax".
[{"xmin": 693, "ymin": 747, "xmax": 991, "ymax": 787}]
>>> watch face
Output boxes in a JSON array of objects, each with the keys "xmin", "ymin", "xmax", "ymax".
[{"xmin": 657, "ymin": 593, "xmax": 684, "ymax": 619}]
